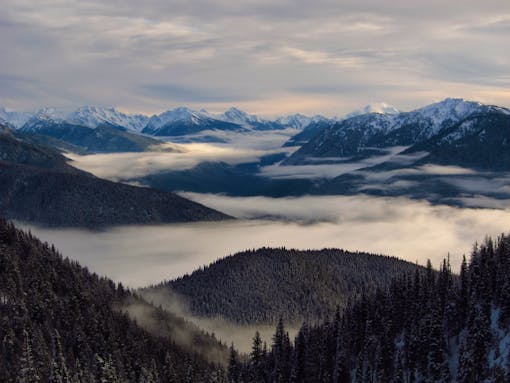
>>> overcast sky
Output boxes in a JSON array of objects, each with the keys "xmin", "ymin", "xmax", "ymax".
[{"xmin": 1, "ymin": 0, "xmax": 509, "ymax": 116}]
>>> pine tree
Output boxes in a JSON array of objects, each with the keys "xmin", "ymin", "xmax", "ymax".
[
  {"xmin": 228, "ymin": 344, "xmax": 239, "ymax": 383},
  {"xmin": 95, "ymin": 354, "xmax": 121, "ymax": 383},
  {"xmin": 49, "ymin": 331, "xmax": 71, "ymax": 383},
  {"xmin": 162, "ymin": 352, "xmax": 178, "ymax": 383},
  {"xmin": 250, "ymin": 331, "xmax": 264, "ymax": 382},
  {"xmin": 18, "ymin": 329, "xmax": 40, "ymax": 383}
]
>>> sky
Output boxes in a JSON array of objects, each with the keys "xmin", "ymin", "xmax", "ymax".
[{"xmin": 1, "ymin": 0, "xmax": 510, "ymax": 116}]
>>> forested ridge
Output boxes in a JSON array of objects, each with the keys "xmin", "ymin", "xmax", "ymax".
[
  {"xmin": 229, "ymin": 235, "xmax": 510, "ymax": 382},
  {"xmin": 158, "ymin": 248, "xmax": 424, "ymax": 325},
  {"xmin": 0, "ymin": 218, "xmax": 228, "ymax": 382},
  {"xmin": 0, "ymin": 123, "xmax": 230, "ymax": 227}
]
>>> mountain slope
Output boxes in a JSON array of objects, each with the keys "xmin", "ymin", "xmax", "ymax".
[
  {"xmin": 0, "ymin": 126, "xmax": 81, "ymax": 173},
  {"xmin": 151, "ymin": 248, "xmax": 424, "ymax": 325},
  {"xmin": 21, "ymin": 111, "xmax": 162, "ymax": 153},
  {"xmin": 0, "ymin": 218, "xmax": 227, "ymax": 382},
  {"xmin": 406, "ymin": 111, "xmax": 510, "ymax": 171},
  {"xmin": 143, "ymin": 107, "xmax": 248, "ymax": 136},
  {"xmin": 282, "ymin": 119, "xmax": 334, "ymax": 147},
  {"xmin": 67, "ymin": 105, "xmax": 149, "ymax": 131},
  {"xmin": 232, "ymin": 235, "xmax": 510, "ymax": 383},
  {"xmin": 286, "ymin": 98, "xmax": 507, "ymax": 164},
  {"xmin": 0, "ymin": 161, "xmax": 230, "ymax": 227},
  {"xmin": 219, "ymin": 107, "xmax": 279, "ymax": 130},
  {"xmin": 0, "ymin": 125, "xmax": 230, "ymax": 227},
  {"xmin": 0, "ymin": 107, "xmax": 32, "ymax": 128}
]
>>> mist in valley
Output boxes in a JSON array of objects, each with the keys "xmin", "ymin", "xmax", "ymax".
[
  {"xmin": 22, "ymin": 194, "xmax": 510, "ymax": 289},
  {"xmin": 19, "ymin": 191, "xmax": 510, "ymax": 352}
]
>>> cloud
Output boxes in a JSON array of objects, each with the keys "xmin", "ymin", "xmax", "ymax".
[
  {"xmin": 139, "ymin": 83, "xmax": 256, "ymax": 103},
  {"xmin": 1, "ymin": 0, "xmax": 510, "ymax": 115},
  {"xmin": 260, "ymin": 146, "xmax": 415, "ymax": 179},
  {"xmin": 20, "ymin": 194, "xmax": 510, "ymax": 291},
  {"xmin": 137, "ymin": 288, "xmax": 297, "ymax": 354},
  {"xmin": 66, "ymin": 143, "xmax": 291, "ymax": 180}
]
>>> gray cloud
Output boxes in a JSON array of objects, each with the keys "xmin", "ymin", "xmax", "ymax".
[
  {"xmin": 1, "ymin": 0, "xmax": 510, "ymax": 115},
  {"xmin": 139, "ymin": 83, "xmax": 257, "ymax": 103}
]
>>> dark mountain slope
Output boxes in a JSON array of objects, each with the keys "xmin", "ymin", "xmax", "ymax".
[
  {"xmin": 285, "ymin": 99, "xmax": 508, "ymax": 165},
  {"xmin": 153, "ymin": 248, "xmax": 424, "ymax": 325},
  {"xmin": 406, "ymin": 112, "xmax": 510, "ymax": 171},
  {"xmin": 140, "ymin": 161, "xmax": 314, "ymax": 197},
  {"xmin": 282, "ymin": 120, "xmax": 334, "ymax": 147},
  {"xmin": 20, "ymin": 118, "xmax": 163, "ymax": 153},
  {"xmin": 0, "ymin": 126, "xmax": 81, "ymax": 174},
  {"xmin": 0, "ymin": 161, "xmax": 230, "ymax": 227},
  {"xmin": 0, "ymin": 218, "xmax": 227, "ymax": 382},
  {"xmin": 233, "ymin": 235, "xmax": 510, "ymax": 383},
  {"xmin": 0, "ymin": 125, "xmax": 230, "ymax": 227}
]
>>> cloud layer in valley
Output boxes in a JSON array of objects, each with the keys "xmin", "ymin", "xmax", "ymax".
[
  {"xmin": 1, "ymin": 0, "xmax": 510, "ymax": 115},
  {"xmin": 22, "ymin": 194, "xmax": 510, "ymax": 290},
  {"xmin": 17, "ymin": 193, "xmax": 510, "ymax": 352},
  {"xmin": 66, "ymin": 141, "xmax": 293, "ymax": 180}
]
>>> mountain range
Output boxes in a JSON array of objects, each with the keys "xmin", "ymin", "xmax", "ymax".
[
  {"xmin": 4, "ymin": 99, "xmax": 508, "ymax": 156},
  {"xmin": 0, "ymin": 105, "xmax": 332, "ymax": 137},
  {"xmin": 3, "ymin": 98, "xmax": 510, "ymax": 206},
  {"xmin": 0, "ymin": 123, "xmax": 230, "ymax": 227},
  {"xmin": 286, "ymin": 98, "xmax": 510, "ymax": 165}
]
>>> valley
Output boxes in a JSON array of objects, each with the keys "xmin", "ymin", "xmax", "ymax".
[{"xmin": 1, "ymin": 98, "xmax": 510, "ymax": 381}]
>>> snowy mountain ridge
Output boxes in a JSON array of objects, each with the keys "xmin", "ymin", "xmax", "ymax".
[
  {"xmin": 286, "ymin": 97, "xmax": 510, "ymax": 163},
  {"xmin": 67, "ymin": 105, "xmax": 149, "ymax": 131},
  {"xmin": 3, "ymin": 98, "xmax": 508, "ymax": 137}
]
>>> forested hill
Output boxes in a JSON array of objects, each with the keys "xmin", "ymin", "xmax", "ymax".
[
  {"xmin": 154, "ymin": 248, "xmax": 425, "ymax": 325},
  {"xmin": 230, "ymin": 235, "xmax": 510, "ymax": 383},
  {"xmin": 0, "ymin": 124, "xmax": 230, "ymax": 227},
  {"xmin": 0, "ymin": 218, "xmax": 229, "ymax": 382}
]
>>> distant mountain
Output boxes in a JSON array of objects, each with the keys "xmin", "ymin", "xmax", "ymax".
[
  {"xmin": 282, "ymin": 118, "xmax": 335, "ymax": 147},
  {"xmin": 2, "ymin": 105, "xmax": 338, "ymax": 142},
  {"xmin": 0, "ymin": 126, "xmax": 81, "ymax": 173},
  {"xmin": 0, "ymin": 218, "xmax": 227, "ymax": 382},
  {"xmin": 0, "ymin": 106, "xmax": 32, "ymax": 128},
  {"xmin": 406, "ymin": 111, "xmax": 510, "ymax": 171},
  {"xmin": 20, "ymin": 109, "xmax": 163, "ymax": 153},
  {"xmin": 219, "ymin": 107, "xmax": 279, "ymax": 130},
  {"xmin": 142, "ymin": 107, "xmax": 248, "ymax": 136},
  {"xmin": 344, "ymin": 102, "xmax": 400, "ymax": 119},
  {"xmin": 149, "ymin": 247, "xmax": 424, "ymax": 325},
  {"xmin": 67, "ymin": 105, "xmax": 149, "ymax": 131},
  {"xmin": 286, "ymin": 98, "xmax": 508, "ymax": 164},
  {"xmin": 139, "ymin": 160, "xmax": 313, "ymax": 197},
  {"xmin": 0, "ymin": 124, "xmax": 230, "ymax": 227}
]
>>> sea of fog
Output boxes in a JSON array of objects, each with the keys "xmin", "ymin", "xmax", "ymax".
[
  {"xmin": 20, "ymin": 193, "xmax": 510, "ymax": 352},
  {"xmin": 21, "ymin": 194, "xmax": 510, "ymax": 288}
]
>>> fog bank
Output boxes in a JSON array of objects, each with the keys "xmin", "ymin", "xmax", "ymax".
[{"xmin": 21, "ymin": 194, "xmax": 510, "ymax": 289}]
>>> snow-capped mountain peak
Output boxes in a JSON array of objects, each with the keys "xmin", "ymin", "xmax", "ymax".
[
  {"xmin": 67, "ymin": 105, "xmax": 149, "ymax": 131},
  {"xmin": 223, "ymin": 107, "xmax": 249, "ymax": 120},
  {"xmin": 33, "ymin": 107, "xmax": 66, "ymax": 122},
  {"xmin": 220, "ymin": 107, "xmax": 268, "ymax": 126},
  {"xmin": 0, "ymin": 107, "xmax": 33, "ymax": 128},
  {"xmin": 345, "ymin": 102, "xmax": 400, "ymax": 119},
  {"xmin": 414, "ymin": 98, "xmax": 482, "ymax": 121},
  {"xmin": 20, "ymin": 108, "xmax": 68, "ymax": 132},
  {"xmin": 144, "ymin": 107, "xmax": 209, "ymax": 131},
  {"xmin": 276, "ymin": 114, "xmax": 313, "ymax": 129}
]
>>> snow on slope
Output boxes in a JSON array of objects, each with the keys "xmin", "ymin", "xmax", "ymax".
[
  {"xmin": 66, "ymin": 106, "xmax": 149, "ymax": 131},
  {"xmin": 0, "ymin": 107, "xmax": 33, "ymax": 128}
]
